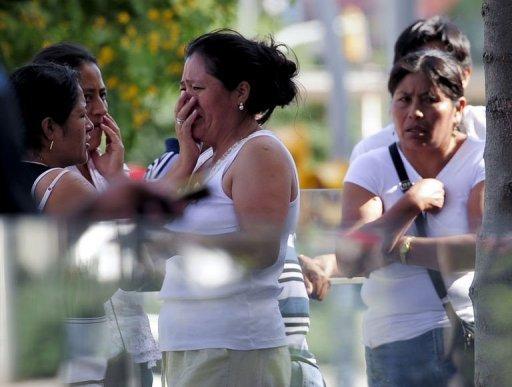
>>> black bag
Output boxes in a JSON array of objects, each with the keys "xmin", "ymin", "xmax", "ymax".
[{"xmin": 389, "ymin": 142, "xmax": 475, "ymax": 386}]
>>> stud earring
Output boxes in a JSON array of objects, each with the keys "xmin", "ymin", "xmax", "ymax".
[
  {"xmin": 49, "ymin": 140, "xmax": 54, "ymax": 151},
  {"xmin": 238, "ymin": 102, "xmax": 244, "ymax": 111}
]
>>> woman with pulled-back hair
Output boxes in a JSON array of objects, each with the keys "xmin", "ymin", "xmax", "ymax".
[
  {"xmin": 159, "ymin": 30, "xmax": 300, "ymax": 386},
  {"xmin": 33, "ymin": 42, "xmax": 125, "ymax": 191},
  {"xmin": 12, "ymin": 63, "xmax": 97, "ymax": 214},
  {"xmin": 338, "ymin": 50, "xmax": 483, "ymax": 386}
]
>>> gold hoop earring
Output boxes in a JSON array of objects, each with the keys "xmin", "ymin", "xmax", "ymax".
[
  {"xmin": 238, "ymin": 102, "xmax": 244, "ymax": 111},
  {"xmin": 49, "ymin": 140, "xmax": 54, "ymax": 151}
]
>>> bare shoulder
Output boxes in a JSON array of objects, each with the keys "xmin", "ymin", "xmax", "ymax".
[
  {"xmin": 37, "ymin": 169, "xmax": 94, "ymax": 192},
  {"xmin": 36, "ymin": 169, "xmax": 96, "ymax": 214},
  {"xmin": 224, "ymin": 133, "xmax": 297, "ymax": 200},
  {"xmin": 237, "ymin": 134, "xmax": 293, "ymax": 169}
]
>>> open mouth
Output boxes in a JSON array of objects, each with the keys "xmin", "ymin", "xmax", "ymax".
[{"xmin": 406, "ymin": 126, "xmax": 429, "ymax": 138}]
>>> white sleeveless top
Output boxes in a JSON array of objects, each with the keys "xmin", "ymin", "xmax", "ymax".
[
  {"xmin": 159, "ymin": 129, "xmax": 300, "ymax": 351},
  {"xmin": 31, "ymin": 167, "xmax": 69, "ymax": 212}
]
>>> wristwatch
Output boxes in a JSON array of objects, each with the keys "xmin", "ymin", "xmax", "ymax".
[{"xmin": 399, "ymin": 236, "xmax": 414, "ymax": 265}]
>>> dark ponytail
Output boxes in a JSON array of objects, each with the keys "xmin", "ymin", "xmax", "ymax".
[{"xmin": 186, "ymin": 29, "xmax": 299, "ymax": 124}]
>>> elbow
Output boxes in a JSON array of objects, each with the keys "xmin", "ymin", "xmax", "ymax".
[
  {"xmin": 335, "ymin": 250, "xmax": 363, "ymax": 278},
  {"xmin": 258, "ymin": 241, "xmax": 281, "ymax": 269}
]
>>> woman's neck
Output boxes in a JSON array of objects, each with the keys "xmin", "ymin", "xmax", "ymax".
[
  {"xmin": 24, "ymin": 150, "xmax": 48, "ymax": 165},
  {"xmin": 24, "ymin": 149, "xmax": 66, "ymax": 169},
  {"xmin": 400, "ymin": 133, "xmax": 466, "ymax": 178},
  {"xmin": 211, "ymin": 119, "xmax": 260, "ymax": 162}
]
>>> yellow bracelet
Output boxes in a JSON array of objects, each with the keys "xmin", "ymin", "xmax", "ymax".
[{"xmin": 399, "ymin": 236, "xmax": 414, "ymax": 265}]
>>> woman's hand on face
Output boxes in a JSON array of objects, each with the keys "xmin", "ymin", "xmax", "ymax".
[
  {"xmin": 91, "ymin": 113, "xmax": 125, "ymax": 179},
  {"xmin": 406, "ymin": 178, "xmax": 445, "ymax": 213},
  {"xmin": 174, "ymin": 93, "xmax": 200, "ymax": 173}
]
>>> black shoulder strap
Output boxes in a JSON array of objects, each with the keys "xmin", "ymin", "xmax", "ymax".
[
  {"xmin": 388, "ymin": 142, "xmax": 413, "ymax": 192},
  {"xmin": 388, "ymin": 142, "xmax": 448, "ymax": 301},
  {"xmin": 388, "ymin": 143, "xmax": 428, "ymax": 236},
  {"xmin": 427, "ymin": 269, "xmax": 448, "ymax": 300}
]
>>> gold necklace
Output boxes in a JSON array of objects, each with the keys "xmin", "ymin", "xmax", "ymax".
[{"xmin": 206, "ymin": 136, "xmax": 249, "ymax": 180}]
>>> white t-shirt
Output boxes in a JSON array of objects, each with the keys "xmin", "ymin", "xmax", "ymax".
[
  {"xmin": 344, "ymin": 137, "xmax": 485, "ymax": 348},
  {"xmin": 350, "ymin": 105, "xmax": 486, "ymax": 162}
]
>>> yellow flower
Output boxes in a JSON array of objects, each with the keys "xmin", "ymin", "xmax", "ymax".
[
  {"xmin": 134, "ymin": 37, "xmax": 143, "ymax": 50},
  {"xmin": 94, "ymin": 16, "xmax": 106, "ymax": 29},
  {"xmin": 120, "ymin": 36, "xmax": 131, "ymax": 49},
  {"xmin": 42, "ymin": 40, "xmax": 53, "ymax": 48},
  {"xmin": 147, "ymin": 85, "xmax": 158, "ymax": 95},
  {"xmin": 166, "ymin": 63, "xmax": 183, "ymax": 76},
  {"xmin": 162, "ymin": 38, "xmax": 175, "ymax": 50},
  {"xmin": 98, "ymin": 46, "xmax": 115, "ymax": 66},
  {"xmin": 117, "ymin": 11, "xmax": 130, "ymax": 25},
  {"xmin": 149, "ymin": 31, "xmax": 160, "ymax": 54},
  {"xmin": 34, "ymin": 15, "xmax": 47, "ymax": 29},
  {"xmin": 177, "ymin": 44, "xmax": 186, "ymax": 58},
  {"xmin": 162, "ymin": 9, "xmax": 173, "ymax": 21},
  {"xmin": 121, "ymin": 84, "xmax": 139, "ymax": 101},
  {"xmin": 174, "ymin": 3, "xmax": 184, "ymax": 15},
  {"xmin": 167, "ymin": 23, "xmax": 179, "ymax": 39},
  {"xmin": 106, "ymin": 76, "xmax": 119, "ymax": 89},
  {"xmin": 126, "ymin": 26, "xmax": 137, "ymax": 38},
  {"xmin": 147, "ymin": 8, "xmax": 159, "ymax": 21},
  {"xmin": 131, "ymin": 99, "xmax": 141, "ymax": 109},
  {"xmin": 133, "ymin": 110, "xmax": 150, "ymax": 127}
]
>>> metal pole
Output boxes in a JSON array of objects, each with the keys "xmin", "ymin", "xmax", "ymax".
[
  {"xmin": 0, "ymin": 219, "xmax": 14, "ymax": 382},
  {"xmin": 383, "ymin": 0, "xmax": 418, "ymax": 66},
  {"xmin": 237, "ymin": 0, "xmax": 259, "ymax": 37},
  {"xmin": 315, "ymin": 0, "xmax": 350, "ymax": 160}
]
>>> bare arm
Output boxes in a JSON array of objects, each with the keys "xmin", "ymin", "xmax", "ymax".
[
  {"xmin": 336, "ymin": 179, "xmax": 445, "ymax": 277},
  {"xmin": 391, "ymin": 234, "xmax": 476, "ymax": 271},
  {"xmin": 389, "ymin": 181, "xmax": 484, "ymax": 272},
  {"xmin": 226, "ymin": 136, "xmax": 296, "ymax": 268}
]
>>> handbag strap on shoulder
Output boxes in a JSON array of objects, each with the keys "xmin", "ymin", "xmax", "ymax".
[
  {"xmin": 387, "ymin": 143, "xmax": 450, "ymax": 305},
  {"xmin": 388, "ymin": 143, "xmax": 428, "ymax": 236}
]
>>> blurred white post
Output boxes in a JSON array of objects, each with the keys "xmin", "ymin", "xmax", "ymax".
[
  {"xmin": 0, "ymin": 221, "xmax": 14, "ymax": 382},
  {"xmin": 315, "ymin": 0, "xmax": 350, "ymax": 160},
  {"xmin": 361, "ymin": 92, "xmax": 383, "ymax": 138},
  {"xmin": 237, "ymin": 0, "xmax": 259, "ymax": 37}
]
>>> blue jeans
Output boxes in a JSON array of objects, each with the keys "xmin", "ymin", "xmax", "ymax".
[{"xmin": 365, "ymin": 328, "xmax": 456, "ymax": 387}]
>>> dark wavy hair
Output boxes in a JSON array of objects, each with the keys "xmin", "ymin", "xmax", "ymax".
[
  {"xmin": 186, "ymin": 29, "xmax": 299, "ymax": 124},
  {"xmin": 388, "ymin": 49, "xmax": 464, "ymax": 102},
  {"xmin": 9, "ymin": 63, "xmax": 80, "ymax": 152},
  {"xmin": 32, "ymin": 42, "xmax": 97, "ymax": 70},
  {"xmin": 394, "ymin": 16, "xmax": 471, "ymax": 71}
]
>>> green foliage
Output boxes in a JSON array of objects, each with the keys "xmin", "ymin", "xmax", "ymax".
[{"xmin": 0, "ymin": 0, "xmax": 237, "ymax": 164}]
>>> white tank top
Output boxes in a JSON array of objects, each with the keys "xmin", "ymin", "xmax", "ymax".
[{"xmin": 159, "ymin": 129, "xmax": 299, "ymax": 351}]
